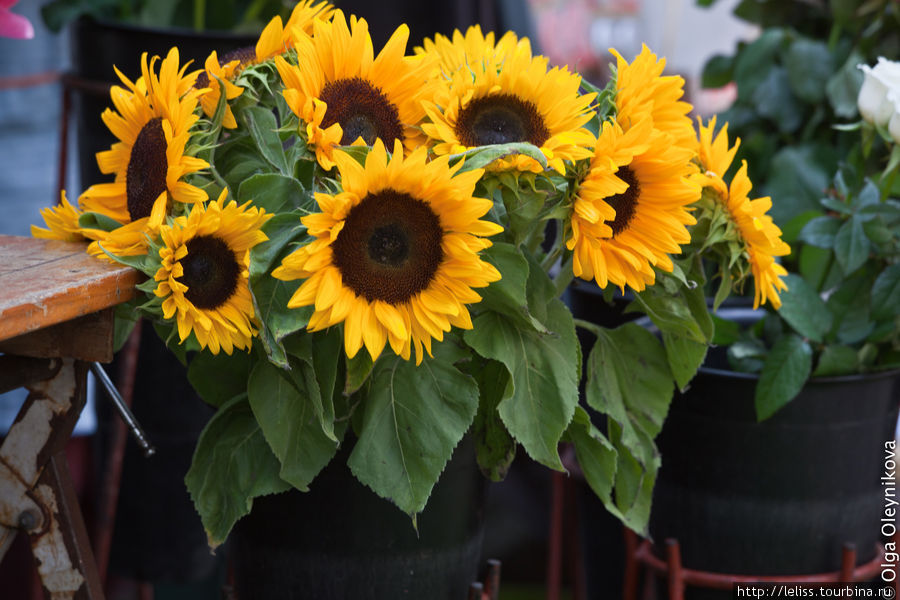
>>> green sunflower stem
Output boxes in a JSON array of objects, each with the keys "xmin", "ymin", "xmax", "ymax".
[
  {"xmin": 553, "ymin": 255, "xmax": 576, "ymax": 297},
  {"xmin": 193, "ymin": 0, "xmax": 206, "ymax": 31}
]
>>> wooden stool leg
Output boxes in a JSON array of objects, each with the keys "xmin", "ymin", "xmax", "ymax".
[{"xmin": 29, "ymin": 451, "xmax": 104, "ymax": 599}]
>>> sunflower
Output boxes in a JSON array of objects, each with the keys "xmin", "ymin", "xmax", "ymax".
[
  {"xmin": 611, "ymin": 44, "xmax": 695, "ymax": 151},
  {"xmin": 152, "ymin": 191, "xmax": 271, "ymax": 355},
  {"xmin": 31, "ymin": 191, "xmax": 85, "ymax": 242},
  {"xmin": 274, "ymin": 10, "xmax": 437, "ymax": 170},
  {"xmin": 79, "ymin": 47, "xmax": 208, "ymax": 239},
  {"xmin": 272, "ymin": 139, "xmax": 502, "ymax": 363},
  {"xmin": 692, "ymin": 117, "xmax": 790, "ymax": 308},
  {"xmin": 194, "ymin": 2, "xmax": 336, "ymax": 135},
  {"xmin": 195, "ymin": 51, "xmax": 244, "ymax": 129},
  {"xmin": 255, "ymin": 0, "xmax": 334, "ymax": 62},
  {"xmin": 567, "ymin": 116, "xmax": 700, "ymax": 292},
  {"xmin": 416, "ymin": 24, "xmax": 529, "ymax": 81},
  {"xmin": 420, "ymin": 41, "xmax": 596, "ymax": 174}
]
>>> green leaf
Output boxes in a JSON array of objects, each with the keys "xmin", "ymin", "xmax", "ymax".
[
  {"xmin": 785, "ymin": 38, "xmax": 833, "ymax": 103},
  {"xmin": 755, "ymin": 334, "xmax": 812, "ymax": 420},
  {"xmin": 249, "ymin": 213, "xmax": 307, "ymax": 279},
  {"xmin": 776, "ymin": 273, "xmax": 833, "ymax": 342},
  {"xmin": 630, "ymin": 281, "xmax": 709, "ymax": 344},
  {"xmin": 727, "ymin": 338, "xmax": 767, "ymax": 373},
  {"xmin": 825, "ymin": 272, "xmax": 875, "ymax": 344},
  {"xmin": 765, "ymin": 145, "xmax": 836, "ymax": 224},
  {"xmin": 851, "ymin": 179, "xmax": 881, "ymax": 212},
  {"xmin": 826, "ymin": 50, "xmax": 864, "ymax": 119},
  {"xmin": 238, "ymin": 173, "xmax": 312, "ymax": 214},
  {"xmin": 478, "ymin": 242, "xmax": 548, "ymax": 332},
  {"xmin": 872, "ymin": 264, "xmax": 900, "ymax": 321},
  {"xmin": 112, "ymin": 303, "xmax": 141, "ymax": 353},
  {"xmin": 586, "ymin": 323, "xmax": 673, "ymax": 465},
  {"xmin": 565, "ymin": 407, "xmax": 619, "ymax": 518},
  {"xmin": 347, "ymin": 355, "xmax": 480, "ymax": 516},
  {"xmin": 813, "ymin": 344, "xmax": 859, "ymax": 376},
  {"xmin": 345, "ymin": 350, "xmax": 374, "ymax": 394},
  {"xmin": 733, "ymin": 29, "xmax": 785, "ymax": 101},
  {"xmin": 188, "ymin": 350, "xmax": 253, "ymax": 408},
  {"xmin": 608, "ymin": 420, "xmax": 658, "ymax": 536},
  {"xmin": 78, "ymin": 211, "xmax": 123, "ymax": 233},
  {"xmin": 662, "ymin": 332, "xmax": 708, "ymax": 392},
  {"xmin": 215, "ymin": 136, "xmax": 269, "ymax": 192},
  {"xmin": 185, "ymin": 396, "xmax": 291, "ymax": 549},
  {"xmin": 701, "ymin": 54, "xmax": 734, "ymax": 89},
  {"xmin": 711, "ymin": 313, "xmax": 741, "ymax": 346},
  {"xmin": 798, "ymin": 215, "xmax": 841, "ymax": 248},
  {"xmin": 452, "ymin": 143, "xmax": 548, "ymax": 173},
  {"xmin": 863, "ymin": 219, "xmax": 893, "ymax": 244},
  {"xmin": 752, "ymin": 67, "xmax": 804, "ymax": 133},
  {"xmin": 463, "ymin": 298, "xmax": 580, "ymax": 471},
  {"xmin": 820, "ymin": 195, "xmax": 852, "ymax": 215},
  {"xmin": 241, "ymin": 106, "xmax": 290, "ymax": 175},
  {"xmin": 833, "ymin": 217, "xmax": 870, "ymax": 274},
  {"xmin": 247, "ymin": 359, "xmax": 342, "ymax": 492},
  {"xmin": 250, "ymin": 275, "xmax": 307, "ymax": 369},
  {"xmin": 471, "ymin": 359, "xmax": 516, "ymax": 481}
]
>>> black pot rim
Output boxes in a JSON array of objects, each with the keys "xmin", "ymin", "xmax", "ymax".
[
  {"xmin": 79, "ymin": 15, "xmax": 259, "ymax": 42},
  {"xmin": 698, "ymin": 363, "xmax": 900, "ymax": 384}
]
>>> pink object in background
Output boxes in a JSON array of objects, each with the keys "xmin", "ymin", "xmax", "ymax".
[{"xmin": 0, "ymin": 0, "xmax": 34, "ymax": 39}]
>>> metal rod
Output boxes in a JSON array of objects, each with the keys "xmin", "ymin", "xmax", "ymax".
[{"xmin": 89, "ymin": 362, "xmax": 155, "ymax": 457}]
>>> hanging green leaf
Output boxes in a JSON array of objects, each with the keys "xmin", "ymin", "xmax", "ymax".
[
  {"xmin": 471, "ymin": 359, "xmax": 516, "ymax": 481},
  {"xmin": 247, "ymin": 358, "xmax": 342, "ymax": 491},
  {"xmin": 347, "ymin": 354, "xmax": 479, "ymax": 517},
  {"xmin": 464, "ymin": 297, "xmax": 580, "ymax": 471},
  {"xmin": 776, "ymin": 273, "xmax": 833, "ymax": 342},
  {"xmin": 185, "ymin": 396, "xmax": 291, "ymax": 549},
  {"xmin": 241, "ymin": 106, "xmax": 290, "ymax": 175},
  {"xmin": 188, "ymin": 350, "xmax": 254, "ymax": 408},
  {"xmin": 755, "ymin": 334, "xmax": 812, "ymax": 420}
]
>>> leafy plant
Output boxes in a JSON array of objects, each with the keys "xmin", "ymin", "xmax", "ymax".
[{"xmin": 700, "ymin": 0, "xmax": 900, "ymax": 418}]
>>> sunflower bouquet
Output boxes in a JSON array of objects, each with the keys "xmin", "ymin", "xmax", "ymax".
[{"xmin": 32, "ymin": 1, "xmax": 789, "ymax": 547}]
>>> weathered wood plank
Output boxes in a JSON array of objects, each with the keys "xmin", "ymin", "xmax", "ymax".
[{"xmin": 0, "ymin": 235, "xmax": 139, "ymax": 342}]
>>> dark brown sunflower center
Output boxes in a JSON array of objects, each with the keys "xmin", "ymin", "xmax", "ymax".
[
  {"xmin": 126, "ymin": 117, "xmax": 168, "ymax": 221},
  {"xmin": 319, "ymin": 77, "xmax": 404, "ymax": 146},
  {"xmin": 606, "ymin": 166, "xmax": 640, "ymax": 237},
  {"xmin": 455, "ymin": 93, "xmax": 550, "ymax": 147},
  {"xmin": 331, "ymin": 190, "xmax": 443, "ymax": 304},
  {"xmin": 177, "ymin": 235, "xmax": 241, "ymax": 309}
]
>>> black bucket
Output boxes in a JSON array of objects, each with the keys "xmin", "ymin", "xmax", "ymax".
[
  {"xmin": 230, "ymin": 435, "xmax": 487, "ymax": 600},
  {"xmin": 649, "ymin": 309, "xmax": 900, "ymax": 596}
]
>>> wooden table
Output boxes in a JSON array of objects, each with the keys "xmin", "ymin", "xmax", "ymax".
[{"xmin": 0, "ymin": 234, "xmax": 138, "ymax": 600}]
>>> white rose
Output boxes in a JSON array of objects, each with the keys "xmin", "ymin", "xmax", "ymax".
[
  {"xmin": 889, "ymin": 93, "xmax": 900, "ymax": 145},
  {"xmin": 857, "ymin": 57, "xmax": 900, "ymax": 126}
]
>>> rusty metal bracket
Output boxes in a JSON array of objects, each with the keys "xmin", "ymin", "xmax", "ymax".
[{"xmin": 0, "ymin": 358, "xmax": 105, "ymax": 599}]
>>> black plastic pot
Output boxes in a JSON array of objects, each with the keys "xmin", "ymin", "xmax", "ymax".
[
  {"xmin": 230, "ymin": 435, "xmax": 487, "ymax": 600},
  {"xmin": 649, "ymin": 309, "xmax": 900, "ymax": 594}
]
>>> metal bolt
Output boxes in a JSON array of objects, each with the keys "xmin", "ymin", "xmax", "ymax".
[{"xmin": 17, "ymin": 510, "xmax": 38, "ymax": 530}]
